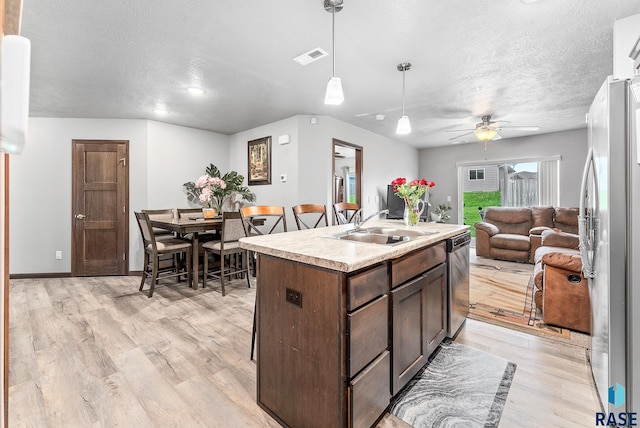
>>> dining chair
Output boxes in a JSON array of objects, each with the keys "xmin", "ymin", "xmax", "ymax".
[
  {"xmin": 239, "ymin": 205, "xmax": 287, "ymax": 361},
  {"xmin": 176, "ymin": 207, "xmax": 219, "ymax": 241},
  {"xmin": 292, "ymin": 204, "xmax": 328, "ymax": 230},
  {"xmin": 202, "ymin": 211, "xmax": 251, "ymax": 296},
  {"xmin": 135, "ymin": 211, "xmax": 193, "ymax": 297},
  {"xmin": 333, "ymin": 202, "xmax": 360, "ymax": 225},
  {"xmin": 176, "ymin": 207, "xmax": 204, "ymax": 219},
  {"xmin": 143, "ymin": 208, "xmax": 179, "ymax": 270},
  {"xmin": 143, "ymin": 208, "xmax": 176, "ymax": 240}
]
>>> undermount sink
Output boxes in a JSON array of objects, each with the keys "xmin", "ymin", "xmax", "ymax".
[
  {"xmin": 327, "ymin": 227, "xmax": 438, "ymax": 246},
  {"xmin": 336, "ymin": 232, "xmax": 411, "ymax": 245},
  {"xmin": 360, "ymin": 227, "xmax": 439, "ymax": 237}
]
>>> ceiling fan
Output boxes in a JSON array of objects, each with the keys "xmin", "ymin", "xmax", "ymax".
[{"xmin": 446, "ymin": 115, "xmax": 540, "ymax": 142}]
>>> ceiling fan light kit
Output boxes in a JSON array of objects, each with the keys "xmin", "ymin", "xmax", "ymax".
[
  {"xmin": 186, "ymin": 86, "xmax": 205, "ymax": 95},
  {"xmin": 396, "ymin": 62, "xmax": 412, "ymax": 135},
  {"xmin": 324, "ymin": 0, "xmax": 344, "ymax": 105},
  {"xmin": 447, "ymin": 114, "xmax": 539, "ymax": 142},
  {"xmin": 474, "ymin": 128, "xmax": 498, "ymax": 141}
]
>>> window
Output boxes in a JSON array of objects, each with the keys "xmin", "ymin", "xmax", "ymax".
[
  {"xmin": 469, "ymin": 168, "xmax": 485, "ymax": 181},
  {"xmin": 458, "ymin": 157, "xmax": 560, "ymax": 236}
]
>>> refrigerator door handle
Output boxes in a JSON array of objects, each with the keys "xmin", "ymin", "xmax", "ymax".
[{"xmin": 578, "ymin": 147, "xmax": 597, "ymax": 278}]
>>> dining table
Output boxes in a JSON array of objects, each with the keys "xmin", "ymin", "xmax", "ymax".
[
  {"xmin": 149, "ymin": 216, "xmax": 223, "ymax": 288},
  {"xmin": 150, "ymin": 216, "xmax": 264, "ymax": 288}
]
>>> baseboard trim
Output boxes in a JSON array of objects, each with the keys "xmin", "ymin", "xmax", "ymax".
[
  {"xmin": 10, "ymin": 272, "xmax": 72, "ymax": 279},
  {"xmin": 10, "ymin": 272, "xmax": 142, "ymax": 279}
]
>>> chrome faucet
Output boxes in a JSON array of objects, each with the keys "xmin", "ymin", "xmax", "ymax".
[{"xmin": 353, "ymin": 209, "xmax": 389, "ymax": 231}]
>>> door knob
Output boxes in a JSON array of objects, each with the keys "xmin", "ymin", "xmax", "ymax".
[{"xmin": 75, "ymin": 213, "xmax": 86, "ymax": 219}]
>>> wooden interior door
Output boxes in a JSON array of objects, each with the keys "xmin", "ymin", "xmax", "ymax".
[
  {"xmin": 72, "ymin": 140, "xmax": 129, "ymax": 276},
  {"xmin": 332, "ymin": 139, "xmax": 363, "ymax": 224}
]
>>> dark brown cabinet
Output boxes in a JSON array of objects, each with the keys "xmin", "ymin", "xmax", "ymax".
[
  {"xmin": 256, "ymin": 255, "xmax": 390, "ymax": 428},
  {"xmin": 255, "ymin": 240, "xmax": 449, "ymax": 427},
  {"xmin": 391, "ymin": 245, "xmax": 447, "ymax": 395}
]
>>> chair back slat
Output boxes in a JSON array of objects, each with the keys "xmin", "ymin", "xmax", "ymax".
[
  {"xmin": 333, "ymin": 202, "xmax": 360, "ymax": 224},
  {"xmin": 292, "ymin": 204, "xmax": 328, "ymax": 230},
  {"xmin": 240, "ymin": 205, "xmax": 287, "ymax": 236}
]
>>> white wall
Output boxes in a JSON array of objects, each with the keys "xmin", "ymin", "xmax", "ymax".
[
  {"xmin": 228, "ymin": 116, "xmax": 300, "ymax": 228},
  {"xmin": 12, "ymin": 114, "xmax": 418, "ymax": 274},
  {"xmin": 229, "ymin": 115, "xmax": 420, "ymax": 228},
  {"xmin": 10, "ymin": 118, "xmax": 227, "ymax": 274},
  {"xmin": 418, "ymin": 129, "xmax": 588, "ymax": 224},
  {"xmin": 147, "ymin": 120, "xmax": 230, "ymax": 209},
  {"xmin": 297, "ymin": 115, "xmax": 419, "ymax": 219}
]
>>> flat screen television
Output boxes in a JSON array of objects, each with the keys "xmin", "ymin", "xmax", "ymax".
[{"xmin": 386, "ymin": 185, "xmax": 430, "ymax": 221}]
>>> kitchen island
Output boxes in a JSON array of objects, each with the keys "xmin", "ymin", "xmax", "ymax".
[{"xmin": 240, "ymin": 219, "xmax": 470, "ymax": 428}]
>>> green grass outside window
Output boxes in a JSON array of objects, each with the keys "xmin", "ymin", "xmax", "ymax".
[{"xmin": 463, "ymin": 191, "xmax": 501, "ymax": 236}]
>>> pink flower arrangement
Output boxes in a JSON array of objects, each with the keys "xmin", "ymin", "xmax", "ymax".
[{"xmin": 195, "ymin": 174, "xmax": 227, "ymax": 209}]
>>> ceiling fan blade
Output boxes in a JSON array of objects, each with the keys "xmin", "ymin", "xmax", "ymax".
[
  {"xmin": 499, "ymin": 126, "xmax": 540, "ymax": 131},
  {"xmin": 448, "ymin": 131, "xmax": 475, "ymax": 140},
  {"xmin": 445, "ymin": 128, "xmax": 475, "ymax": 133},
  {"xmin": 493, "ymin": 133, "xmax": 503, "ymax": 140}
]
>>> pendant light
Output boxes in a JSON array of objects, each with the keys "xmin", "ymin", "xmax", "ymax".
[
  {"xmin": 324, "ymin": 0, "xmax": 344, "ymax": 105},
  {"xmin": 396, "ymin": 62, "xmax": 411, "ymax": 134}
]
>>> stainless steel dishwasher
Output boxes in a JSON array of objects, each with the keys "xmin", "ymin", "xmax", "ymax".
[{"xmin": 446, "ymin": 231, "xmax": 471, "ymax": 338}]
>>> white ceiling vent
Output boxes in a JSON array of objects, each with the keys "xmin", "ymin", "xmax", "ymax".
[{"xmin": 293, "ymin": 47, "xmax": 328, "ymax": 66}]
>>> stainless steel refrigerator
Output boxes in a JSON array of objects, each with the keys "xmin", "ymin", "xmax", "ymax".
[{"xmin": 580, "ymin": 76, "xmax": 640, "ymax": 413}]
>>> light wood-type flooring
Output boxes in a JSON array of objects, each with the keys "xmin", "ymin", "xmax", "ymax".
[{"xmin": 9, "ymin": 271, "xmax": 600, "ymax": 427}]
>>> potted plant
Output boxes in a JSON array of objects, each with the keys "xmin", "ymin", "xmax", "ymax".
[
  {"xmin": 183, "ymin": 164, "xmax": 255, "ymax": 216},
  {"xmin": 431, "ymin": 203, "xmax": 452, "ymax": 223}
]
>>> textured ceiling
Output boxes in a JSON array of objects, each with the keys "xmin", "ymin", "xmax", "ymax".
[{"xmin": 20, "ymin": 0, "xmax": 640, "ymax": 148}]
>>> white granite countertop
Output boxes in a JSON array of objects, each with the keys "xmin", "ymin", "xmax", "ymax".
[{"xmin": 239, "ymin": 220, "xmax": 470, "ymax": 272}]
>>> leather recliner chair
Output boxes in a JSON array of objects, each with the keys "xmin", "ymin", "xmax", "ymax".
[{"xmin": 532, "ymin": 230, "xmax": 591, "ymax": 333}]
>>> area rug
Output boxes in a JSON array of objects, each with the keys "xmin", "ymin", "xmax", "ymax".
[
  {"xmin": 468, "ymin": 262, "xmax": 589, "ymax": 345},
  {"xmin": 389, "ymin": 339, "xmax": 516, "ymax": 428}
]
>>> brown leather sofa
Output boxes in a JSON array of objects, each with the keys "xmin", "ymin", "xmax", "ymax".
[
  {"xmin": 474, "ymin": 206, "xmax": 579, "ymax": 263},
  {"xmin": 532, "ymin": 230, "xmax": 591, "ymax": 333}
]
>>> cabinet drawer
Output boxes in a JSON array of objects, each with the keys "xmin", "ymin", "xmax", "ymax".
[
  {"xmin": 391, "ymin": 242, "xmax": 446, "ymax": 288},
  {"xmin": 348, "ymin": 295, "xmax": 388, "ymax": 378},
  {"xmin": 347, "ymin": 263, "xmax": 388, "ymax": 310},
  {"xmin": 349, "ymin": 351, "xmax": 390, "ymax": 428}
]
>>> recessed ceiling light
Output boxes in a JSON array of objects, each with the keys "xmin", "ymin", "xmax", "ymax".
[
  {"xmin": 375, "ymin": 114, "xmax": 385, "ymax": 121},
  {"xmin": 153, "ymin": 108, "xmax": 168, "ymax": 115},
  {"xmin": 520, "ymin": 0, "xmax": 540, "ymax": 3},
  {"xmin": 187, "ymin": 87, "xmax": 205, "ymax": 95}
]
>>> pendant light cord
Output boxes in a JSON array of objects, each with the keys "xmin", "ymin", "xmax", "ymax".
[
  {"xmin": 401, "ymin": 66, "xmax": 406, "ymax": 116},
  {"xmin": 331, "ymin": 5, "xmax": 336, "ymax": 77}
]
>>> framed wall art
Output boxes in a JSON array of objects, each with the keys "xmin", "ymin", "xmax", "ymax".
[{"xmin": 247, "ymin": 136, "xmax": 272, "ymax": 185}]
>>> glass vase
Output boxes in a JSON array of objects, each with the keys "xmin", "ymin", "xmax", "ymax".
[{"xmin": 403, "ymin": 198, "xmax": 425, "ymax": 226}]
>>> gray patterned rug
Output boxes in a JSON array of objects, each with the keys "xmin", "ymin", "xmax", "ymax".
[{"xmin": 389, "ymin": 339, "xmax": 516, "ymax": 428}]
